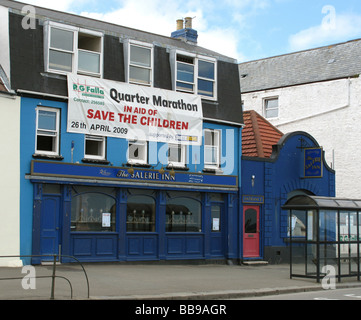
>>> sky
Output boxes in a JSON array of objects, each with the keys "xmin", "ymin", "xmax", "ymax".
[{"xmin": 14, "ymin": 0, "xmax": 361, "ymax": 62}]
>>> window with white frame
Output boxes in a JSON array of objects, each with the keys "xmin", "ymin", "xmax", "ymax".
[
  {"xmin": 264, "ymin": 97, "xmax": 279, "ymax": 118},
  {"xmin": 44, "ymin": 21, "xmax": 103, "ymax": 77},
  {"xmin": 204, "ymin": 129, "xmax": 220, "ymax": 168},
  {"xmin": 197, "ymin": 59, "xmax": 216, "ymax": 98},
  {"xmin": 35, "ymin": 107, "xmax": 60, "ymax": 156},
  {"xmin": 84, "ymin": 135, "xmax": 106, "ymax": 160},
  {"xmin": 168, "ymin": 143, "xmax": 186, "ymax": 167},
  {"xmin": 128, "ymin": 140, "xmax": 148, "ymax": 164},
  {"xmin": 176, "ymin": 54, "xmax": 195, "ymax": 93},
  {"xmin": 125, "ymin": 40, "xmax": 153, "ymax": 86},
  {"xmin": 175, "ymin": 52, "xmax": 217, "ymax": 99}
]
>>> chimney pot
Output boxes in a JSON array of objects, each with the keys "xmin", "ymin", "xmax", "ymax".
[
  {"xmin": 184, "ymin": 17, "xmax": 192, "ymax": 29},
  {"xmin": 176, "ymin": 19, "xmax": 183, "ymax": 30}
]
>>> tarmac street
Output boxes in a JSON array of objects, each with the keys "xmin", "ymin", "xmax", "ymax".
[{"xmin": 0, "ymin": 263, "xmax": 361, "ymax": 300}]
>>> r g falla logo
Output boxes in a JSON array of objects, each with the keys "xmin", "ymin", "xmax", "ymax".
[{"xmin": 73, "ymin": 83, "xmax": 105, "ymax": 99}]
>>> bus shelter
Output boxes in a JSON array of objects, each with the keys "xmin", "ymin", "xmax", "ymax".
[{"xmin": 283, "ymin": 195, "xmax": 361, "ymax": 283}]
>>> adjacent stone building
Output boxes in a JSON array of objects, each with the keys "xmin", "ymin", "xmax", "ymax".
[{"xmin": 240, "ymin": 39, "xmax": 361, "ymax": 198}]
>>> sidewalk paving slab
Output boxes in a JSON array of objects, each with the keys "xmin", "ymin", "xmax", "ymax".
[{"xmin": 0, "ymin": 263, "xmax": 360, "ymax": 300}]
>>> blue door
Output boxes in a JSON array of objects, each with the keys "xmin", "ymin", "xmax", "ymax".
[
  {"xmin": 210, "ymin": 204, "xmax": 225, "ymax": 256},
  {"xmin": 40, "ymin": 196, "xmax": 61, "ymax": 260}
]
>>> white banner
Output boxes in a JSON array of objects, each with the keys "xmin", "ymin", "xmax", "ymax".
[{"xmin": 67, "ymin": 75, "xmax": 203, "ymax": 145}]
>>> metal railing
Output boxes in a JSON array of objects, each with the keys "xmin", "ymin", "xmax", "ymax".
[{"xmin": 0, "ymin": 254, "xmax": 90, "ymax": 299}]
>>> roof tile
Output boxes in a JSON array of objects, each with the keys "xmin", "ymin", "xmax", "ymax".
[{"xmin": 242, "ymin": 110, "xmax": 283, "ymax": 158}]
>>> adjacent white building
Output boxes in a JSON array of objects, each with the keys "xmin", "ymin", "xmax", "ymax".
[
  {"xmin": 0, "ymin": 67, "xmax": 22, "ymax": 266},
  {"xmin": 239, "ymin": 39, "xmax": 361, "ymax": 198}
]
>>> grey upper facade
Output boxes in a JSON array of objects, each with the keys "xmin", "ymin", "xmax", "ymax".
[{"xmin": 1, "ymin": 0, "xmax": 243, "ymax": 125}]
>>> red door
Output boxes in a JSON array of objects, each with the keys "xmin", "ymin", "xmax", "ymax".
[{"xmin": 243, "ymin": 206, "xmax": 260, "ymax": 258}]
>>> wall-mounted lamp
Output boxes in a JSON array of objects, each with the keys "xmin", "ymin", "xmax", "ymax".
[
  {"xmin": 152, "ymin": 161, "xmax": 175, "ymax": 177},
  {"xmin": 127, "ymin": 165, "xmax": 134, "ymax": 175},
  {"xmin": 121, "ymin": 163, "xmax": 135, "ymax": 175},
  {"xmin": 168, "ymin": 163, "xmax": 176, "ymax": 177},
  {"xmin": 251, "ymin": 175, "xmax": 256, "ymax": 187}
]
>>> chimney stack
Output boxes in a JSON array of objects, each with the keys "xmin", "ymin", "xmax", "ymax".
[{"xmin": 171, "ymin": 17, "xmax": 198, "ymax": 44}]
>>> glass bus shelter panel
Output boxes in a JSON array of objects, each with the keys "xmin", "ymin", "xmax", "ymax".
[
  {"xmin": 288, "ymin": 210, "xmax": 318, "ymax": 240},
  {"xmin": 338, "ymin": 211, "xmax": 360, "ymax": 277},
  {"xmin": 289, "ymin": 209, "xmax": 318, "ymax": 279},
  {"xmin": 289, "ymin": 244, "xmax": 318, "ymax": 278},
  {"xmin": 338, "ymin": 243, "xmax": 359, "ymax": 276},
  {"xmin": 319, "ymin": 210, "xmax": 337, "ymax": 242},
  {"xmin": 305, "ymin": 243, "xmax": 318, "ymax": 277},
  {"xmin": 338, "ymin": 211, "xmax": 358, "ymax": 249}
]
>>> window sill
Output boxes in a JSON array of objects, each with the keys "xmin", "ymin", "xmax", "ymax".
[
  {"xmin": 32, "ymin": 153, "xmax": 64, "ymax": 161},
  {"xmin": 166, "ymin": 165, "xmax": 189, "ymax": 171},
  {"xmin": 126, "ymin": 162, "xmax": 152, "ymax": 168},
  {"xmin": 203, "ymin": 167, "xmax": 223, "ymax": 174},
  {"xmin": 201, "ymin": 97, "xmax": 218, "ymax": 104},
  {"xmin": 82, "ymin": 158, "xmax": 110, "ymax": 165}
]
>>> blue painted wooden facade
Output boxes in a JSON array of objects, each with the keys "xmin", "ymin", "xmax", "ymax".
[{"xmin": 241, "ymin": 132, "xmax": 336, "ymax": 262}]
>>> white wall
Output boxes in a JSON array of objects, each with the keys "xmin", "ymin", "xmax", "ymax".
[
  {"xmin": 242, "ymin": 77, "xmax": 361, "ymax": 198},
  {"xmin": 0, "ymin": 94, "xmax": 22, "ymax": 266}
]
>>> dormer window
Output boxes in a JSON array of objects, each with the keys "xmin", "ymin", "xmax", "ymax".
[
  {"xmin": 172, "ymin": 51, "xmax": 217, "ymax": 100},
  {"xmin": 124, "ymin": 40, "xmax": 154, "ymax": 86},
  {"xmin": 44, "ymin": 21, "xmax": 103, "ymax": 77}
]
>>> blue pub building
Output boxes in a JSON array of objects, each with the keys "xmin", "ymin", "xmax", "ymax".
[{"xmin": 2, "ymin": 1, "xmax": 243, "ymax": 264}]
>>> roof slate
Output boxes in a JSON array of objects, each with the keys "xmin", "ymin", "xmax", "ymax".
[
  {"xmin": 0, "ymin": 0, "xmax": 236, "ymax": 63},
  {"xmin": 242, "ymin": 110, "xmax": 283, "ymax": 158},
  {"xmin": 239, "ymin": 38, "xmax": 361, "ymax": 93}
]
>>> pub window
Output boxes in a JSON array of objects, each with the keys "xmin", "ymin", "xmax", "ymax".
[
  {"xmin": 44, "ymin": 21, "xmax": 103, "ymax": 77},
  {"xmin": 35, "ymin": 107, "xmax": 60, "ymax": 156},
  {"xmin": 84, "ymin": 135, "xmax": 106, "ymax": 160},
  {"xmin": 264, "ymin": 97, "xmax": 279, "ymax": 118},
  {"xmin": 204, "ymin": 129, "xmax": 221, "ymax": 169},
  {"xmin": 166, "ymin": 191, "xmax": 202, "ymax": 232},
  {"xmin": 71, "ymin": 186, "xmax": 116, "ymax": 232},
  {"xmin": 127, "ymin": 190, "xmax": 156, "ymax": 232},
  {"xmin": 128, "ymin": 140, "xmax": 148, "ymax": 165},
  {"xmin": 168, "ymin": 143, "xmax": 186, "ymax": 167}
]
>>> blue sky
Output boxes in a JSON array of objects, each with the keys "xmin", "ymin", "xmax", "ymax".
[{"xmin": 16, "ymin": 0, "xmax": 361, "ymax": 62}]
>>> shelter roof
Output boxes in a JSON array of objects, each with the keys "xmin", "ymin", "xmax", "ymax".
[{"xmin": 283, "ymin": 195, "xmax": 361, "ymax": 210}]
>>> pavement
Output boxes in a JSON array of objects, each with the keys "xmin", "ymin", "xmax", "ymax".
[{"xmin": 1, "ymin": 261, "xmax": 361, "ymax": 300}]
